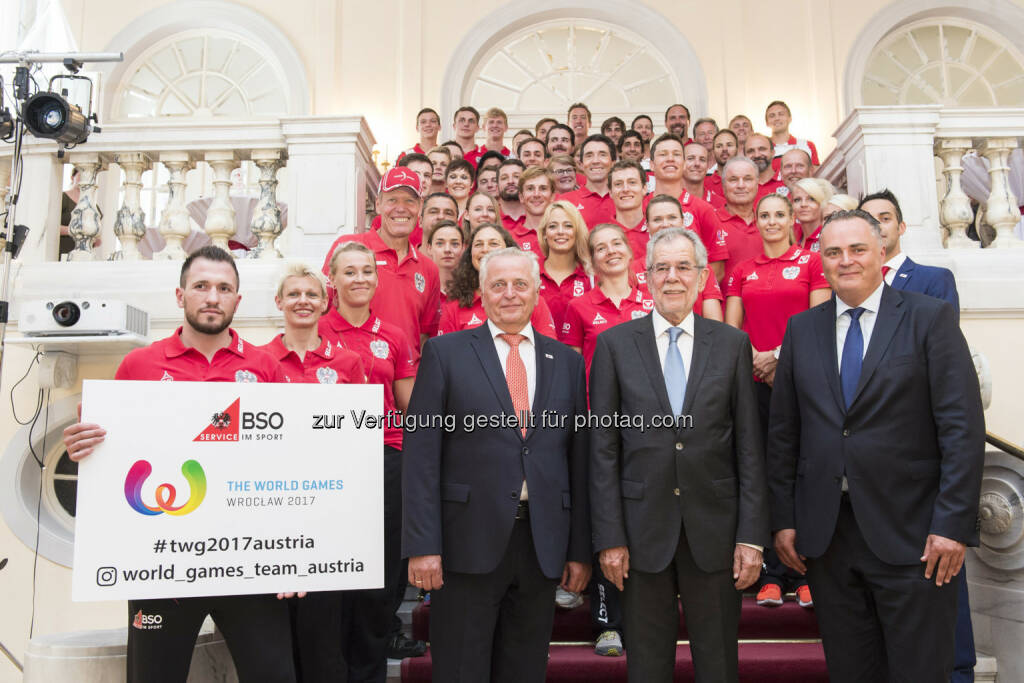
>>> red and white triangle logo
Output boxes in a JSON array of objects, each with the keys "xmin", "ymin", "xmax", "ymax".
[{"xmin": 194, "ymin": 398, "xmax": 241, "ymax": 442}]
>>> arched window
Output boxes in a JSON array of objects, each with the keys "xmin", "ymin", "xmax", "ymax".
[
  {"xmin": 861, "ymin": 18, "xmax": 1024, "ymax": 106},
  {"xmin": 114, "ymin": 29, "xmax": 289, "ymax": 119}
]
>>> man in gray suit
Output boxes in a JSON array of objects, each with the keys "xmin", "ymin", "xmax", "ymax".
[{"xmin": 589, "ymin": 227, "xmax": 769, "ymax": 682}]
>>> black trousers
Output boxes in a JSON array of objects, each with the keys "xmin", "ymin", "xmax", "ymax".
[
  {"xmin": 621, "ymin": 524, "xmax": 742, "ymax": 683},
  {"xmin": 290, "ymin": 446, "xmax": 403, "ymax": 683},
  {"xmin": 806, "ymin": 496, "xmax": 958, "ymax": 682},
  {"xmin": 126, "ymin": 594, "xmax": 295, "ymax": 683},
  {"xmin": 429, "ymin": 517, "xmax": 558, "ymax": 683}
]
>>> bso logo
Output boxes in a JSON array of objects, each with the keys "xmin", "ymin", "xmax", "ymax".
[{"xmin": 242, "ymin": 411, "xmax": 284, "ymax": 430}]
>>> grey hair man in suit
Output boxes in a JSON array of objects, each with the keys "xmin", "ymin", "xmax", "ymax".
[
  {"xmin": 402, "ymin": 247, "xmax": 591, "ymax": 682},
  {"xmin": 768, "ymin": 210, "xmax": 984, "ymax": 681},
  {"xmin": 589, "ymin": 227, "xmax": 769, "ymax": 682}
]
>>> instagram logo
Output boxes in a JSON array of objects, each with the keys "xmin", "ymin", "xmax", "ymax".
[{"xmin": 124, "ymin": 460, "xmax": 207, "ymax": 516}]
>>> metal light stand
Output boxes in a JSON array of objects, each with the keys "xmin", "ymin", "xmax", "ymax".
[{"xmin": 0, "ymin": 51, "xmax": 123, "ymax": 390}]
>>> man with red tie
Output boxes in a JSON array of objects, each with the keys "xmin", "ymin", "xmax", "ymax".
[{"xmin": 403, "ymin": 247, "xmax": 591, "ymax": 683}]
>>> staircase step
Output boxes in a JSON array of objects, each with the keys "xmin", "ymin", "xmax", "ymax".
[
  {"xmin": 400, "ymin": 642, "xmax": 828, "ymax": 682},
  {"xmin": 410, "ymin": 595, "xmax": 819, "ymax": 642}
]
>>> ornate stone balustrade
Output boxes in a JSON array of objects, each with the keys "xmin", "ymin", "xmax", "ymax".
[{"xmin": 0, "ymin": 116, "xmax": 379, "ymax": 266}]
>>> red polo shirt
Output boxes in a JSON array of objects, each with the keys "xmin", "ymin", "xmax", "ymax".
[
  {"xmin": 438, "ymin": 294, "xmax": 557, "ymax": 338},
  {"xmin": 631, "ymin": 258, "xmax": 722, "ymax": 317},
  {"xmin": 318, "ymin": 308, "xmax": 417, "ymax": 449},
  {"xmin": 371, "ymin": 214, "xmax": 422, "ymax": 249},
  {"xmin": 713, "ymin": 206, "xmax": 763, "ymax": 284},
  {"xmin": 322, "ymin": 230, "xmax": 441, "ymax": 345},
  {"xmin": 756, "ymin": 178, "xmax": 789, "ymax": 201},
  {"xmin": 539, "ymin": 263, "xmax": 592, "ymax": 334},
  {"xmin": 464, "ymin": 145, "xmax": 510, "ymax": 168},
  {"xmin": 610, "ymin": 217, "xmax": 649, "ymax": 262},
  {"xmin": 115, "ymin": 328, "xmax": 286, "ymax": 383},
  {"xmin": 725, "ymin": 245, "xmax": 829, "ymax": 352},
  {"xmin": 396, "ymin": 143, "xmax": 427, "ymax": 164},
  {"xmin": 557, "ymin": 186, "xmax": 616, "ymax": 229},
  {"xmin": 705, "ymin": 172, "xmax": 722, "ymax": 197},
  {"xmin": 677, "ymin": 191, "xmax": 729, "ymax": 263},
  {"xmin": 562, "ymin": 286, "xmax": 653, "ymax": 376},
  {"xmin": 770, "ymin": 135, "xmax": 820, "ymax": 172},
  {"xmin": 797, "ymin": 222, "xmax": 823, "ymax": 253},
  {"xmin": 505, "ymin": 220, "xmax": 545, "ymax": 261},
  {"xmin": 259, "ymin": 334, "xmax": 366, "ymax": 385}
]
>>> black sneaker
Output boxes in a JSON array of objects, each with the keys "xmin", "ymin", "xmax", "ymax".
[{"xmin": 387, "ymin": 633, "xmax": 427, "ymax": 659}]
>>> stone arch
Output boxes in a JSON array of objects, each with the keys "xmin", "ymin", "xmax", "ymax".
[
  {"xmin": 439, "ymin": 0, "xmax": 707, "ymax": 134},
  {"xmin": 98, "ymin": 0, "xmax": 310, "ymax": 119},
  {"xmin": 844, "ymin": 0, "xmax": 1024, "ymax": 111}
]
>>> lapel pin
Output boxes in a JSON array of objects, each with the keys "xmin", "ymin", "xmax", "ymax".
[
  {"xmin": 899, "ymin": 273, "xmax": 908, "ymax": 278},
  {"xmin": 545, "ymin": 353, "xmax": 553, "ymax": 359}
]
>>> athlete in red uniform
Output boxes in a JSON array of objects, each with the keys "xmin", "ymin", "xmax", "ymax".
[
  {"xmin": 765, "ymin": 100, "xmax": 820, "ymax": 173},
  {"xmin": 444, "ymin": 159, "xmax": 475, "ymax": 217},
  {"xmin": 790, "ymin": 177, "xmax": 835, "ymax": 252},
  {"xmin": 549, "ymin": 154, "xmax": 580, "ymax": 194},
  {"xmin": 464, "ymin": 191, "xmax": 501, "ymax": 235},
  {"xmin": 664, "ymin": 103, "xmax": 691, "ymax": 141},
  {"xmin": 562, "ymin": 223, "xmax": 652, "ymax": 375},
  {"xmin": 556, "ymin": 134, "xmax": 617, "ymax": 228},
  {"xmin": 426, "ymin": 147, "xmax": 452, "ymax": 195},
  {"xmin": 707, "ymin": 129, "xmax": 739, "ymax": 198},
  {"xmin": 452, "ymin": 106, "xmax": 480, "ymax": 158},
  {"xmin": 538, "ymin": 200, "xmax": 593, "ymax": 334},
  {"xmin": 397, "ymin": 108, "xmax": 440, "ymax": 164},
  {"xmin": 423, "ymin": 219, "xmax": 465, "ymax": 303},
  {"xmin": 322, "ymin": 168, "xmax": 441, "ymax": 349},
  {"xmin": 320, "ymin": 240, "xmax": 422, "ymax": 675},
  {"xmin": 476, "ymin": 165, "xmax": 499, "ymax": 197},
  {"xmin": 724, "ymin": 192, "xmax": 830, "ymax": 610},
  {"xmin": 636, "ymin": 194, "xmax": 724, "ymax": 321},
  {"xmin": 63, "ymin": 246, "xmax": 297, "ymax": 683},
  {"xmin": 262, "ymin": 263, "xmax": 365, "ymax": 384},
  {"xmin": 439, "ymin": 223, "xmax": 556, "ymax": 337},
  {"xmin": 713, "ymin": 157, "xmax": 763, "ymax": 286},
  {"xmin": 568, "ymin": 102, "xmax": 592, "ymax": 149},
  {"xmin": 514, "ymin": 166, "xmax": 556, "ymax": 259},
  {"xmin": 463, "ymin": 107, "xmax": 511, "ymax": 167},
  {"xmin": 497, "ymin": 158, "xmax": 526, "ymax": 233}
]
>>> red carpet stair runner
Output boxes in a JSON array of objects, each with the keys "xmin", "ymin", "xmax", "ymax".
[{"xmin": 401, "ymin": 595, "xmax": 828, "ymax": 681}]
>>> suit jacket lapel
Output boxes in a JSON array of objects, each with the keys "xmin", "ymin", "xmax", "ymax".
[
  {"xmin": 849, "ymin": 286, "xmax": 905, "ymax": 408},
  {"xmin": 529, "ymin": 331, "xmax": 554, "ymax": 438},
  {"xmin": 891, "ymin": 257, "xmax": 915, "ymax": 291},
  {"xmin": 682, "ymin": 316, "xmax": 711, "ymax": 416},
  {"xmin": 634, "ymin": 317, "xmax": 673, "ymax": 416},
  {"xmin": 468, "ymin": 326, "xmax": 518, "ymax": 419},
  {"xmin": 816, "ymin": 298, "xmax": 846, "ymax": 414}
]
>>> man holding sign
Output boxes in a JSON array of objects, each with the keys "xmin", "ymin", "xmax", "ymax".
[{"xmin": 63, "ymin": 246, "xmax": 297, "ymax": 683}]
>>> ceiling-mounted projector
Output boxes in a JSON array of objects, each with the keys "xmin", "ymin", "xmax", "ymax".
[{"xmin": 18, "ymin": 300, "xmax": 149, "ymax": 337}]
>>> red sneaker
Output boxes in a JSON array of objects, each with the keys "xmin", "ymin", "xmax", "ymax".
[
  {"xmin": 796, "ymin": 585, "xmax": 813, "ymax": 608},
  {"xmin": 756, "ymin": 583, "xmax": 783, "ymax": 607}
]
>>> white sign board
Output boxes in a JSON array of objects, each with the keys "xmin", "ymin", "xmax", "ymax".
[{"xmin": 72, "ymin": 380, "xmax": 383, "ymax": 601}]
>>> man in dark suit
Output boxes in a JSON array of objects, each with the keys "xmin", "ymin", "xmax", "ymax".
[
  {"xmin": 768, "ymin": 210, "xmax": 985, "ymax": 682},
  {"xmin": 861, "ymin": 189, "xmax": 976, "ymax": 683},
  {"xmin": 860, "ymin": 189, "xmax": 960, "ymax": 316},
  {"xmin": 589, "ymin": 227, "xmax": 769, "ymax": 682},
  {"xmin": 402, "ymin": 247, "xmax": 591, "ymax": 683}
]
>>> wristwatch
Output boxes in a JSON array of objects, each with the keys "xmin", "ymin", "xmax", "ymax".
[{"xmin": 772, "ymin": 346, "xmax": 781, "ymax": 360}]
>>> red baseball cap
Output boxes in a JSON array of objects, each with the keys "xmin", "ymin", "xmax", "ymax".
[{"xmin": 378, "ymin": 167, "xmax": 421, "ymax": 196}]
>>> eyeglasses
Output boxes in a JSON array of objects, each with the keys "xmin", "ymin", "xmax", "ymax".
[
  {"xmin": 649, "ymin": 263, "xmax": 699, "ymax": 278},
  {"xmin": 552, "ymin": 168, "xmax": 575, "ymax": 176}
]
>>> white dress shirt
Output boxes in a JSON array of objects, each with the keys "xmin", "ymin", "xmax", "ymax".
[
  {"xmin": 651, "ymin": 308, "xmax": 695, "ymax": 376},
  {"xmin": 883, "ymin": 252, "xmax": 907, "ymax": 286},
  {"xmin": 835, "ymin": 281, "xmax": 885, "ymax": 369},
  {"xmin": 488, "ymin": 319, "xmax": 535, "ymax": 500}
]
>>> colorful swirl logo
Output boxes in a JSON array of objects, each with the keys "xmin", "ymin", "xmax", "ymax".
[{"xmin": 124, "ymin": 460, "xmax": 207, "ymax": 516}]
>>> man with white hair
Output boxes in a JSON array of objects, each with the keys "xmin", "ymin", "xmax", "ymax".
[
  {"xmin": 590, "ymin": 228, "xmax": 767, "ymax": 682},
  {"xmin": 403, "ymin": 248, "xmax": 591, "ymax": 682}
]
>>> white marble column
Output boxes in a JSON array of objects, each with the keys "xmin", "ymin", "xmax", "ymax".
[
  {"xmin": 203, "ymin": 151, "xmax": 238, "ymax": 251},
  {"xmin": 154, "ymin": 152, "xmax": 194, "ymax": 260},
  {"xmin": 112, "ymin": 153, "xmax": 151, "ymax": 261},
  {"xmin": 250, "ymin": 150, "xmax": 285, "ymax": 259},
  {"xmin": 935, "ymin": 138, "xmax": 977, "ymax": 250},
  {"xmin": 980, "ymin": 138, "xmax": 1024, "ymax": 249},
  {"xmin": 66, "ymin": 153, "xmax": 106, "ymax": 262}
]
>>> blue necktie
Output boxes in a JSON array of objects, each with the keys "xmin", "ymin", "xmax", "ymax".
[
  {"xmin": 665, "ymin": 326, "xmax": 687, "ymax": 415},
  {"xmin": 840, "ymin": 308, "xmax": 865, "ymax": 409}
]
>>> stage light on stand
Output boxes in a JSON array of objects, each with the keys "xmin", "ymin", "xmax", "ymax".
[{"xmin": 21, "ymin": 91, "xmax": 91, "ymax": 145}]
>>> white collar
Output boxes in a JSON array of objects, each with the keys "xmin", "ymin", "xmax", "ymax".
[
  {"xmin": 651, "ymin": 307, "xmax": 695, "ymax": 339},
  {"xmin": 884, "ymin": 252, "xmax": 907, "ymax": 273},
  {"xmin": 836, "ymin": 280, "xmax": 885, "ymax": 319},
  {"xmin": 487, "ymin": 319, "xmax": 535, "ymax": 345}
]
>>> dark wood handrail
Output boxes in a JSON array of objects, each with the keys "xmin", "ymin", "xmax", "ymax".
[{"xmin": 986, "ymin": 431, "xmax": 1024, "ymax": 461}]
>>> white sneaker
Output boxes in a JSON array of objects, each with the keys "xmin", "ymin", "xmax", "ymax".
[
  {"xmin": 594, "ymin": 630, "xmax": 623, "ymax": 656},
  {"xmin": 554, "ymin": 587, "xmax": 583, "ymax": 609}
]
